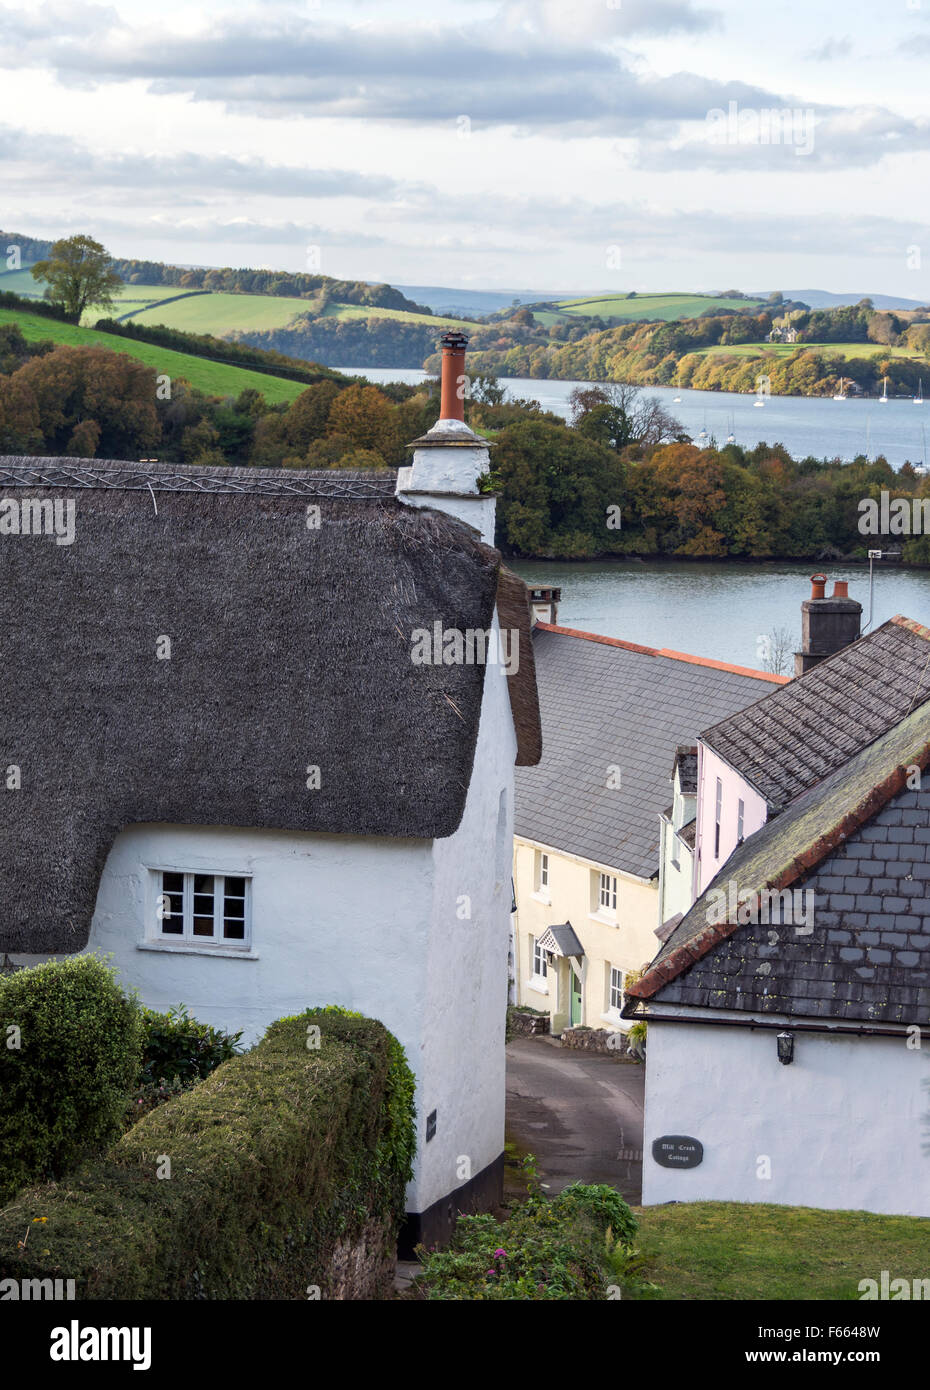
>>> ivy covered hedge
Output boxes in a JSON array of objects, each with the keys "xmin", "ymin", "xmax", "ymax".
[{"xmin": 0, "ymin": 1007, "xmax": 416, "ymax": 1300}]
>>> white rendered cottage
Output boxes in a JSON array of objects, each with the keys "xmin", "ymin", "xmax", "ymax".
[
  {"xmin": 625, "ymin": 704, "xmax": 930, "ymax": 1218},
  {"xmin": 0, "ymin": 337, "xmax": 541, "ymax": 1249}
]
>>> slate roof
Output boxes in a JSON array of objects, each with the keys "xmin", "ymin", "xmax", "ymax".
[
  {"xmin": 625, "ymin": 702, "xmax": 930, "ymax": 1027},
  {"xmin": 514, "ymin": 624, "xmax": 784, "ymax": 878},
  {"xmin": 0, "ymin": 455, "xmax": 540, "ymax": 954},
  {"xmin": 674, "ymin": 746, "xmax": 698, "ymax": 794},
  {"xmin": 678, "ymin": 818, "xmax": 697, "ymax": 849},
  {"xmin": 538, "ymin": 922, "xmax": 585, "ymax": 957},
  {"xmin": 701, "ymin": 616, "xmax": 930, "ymax": 811}
]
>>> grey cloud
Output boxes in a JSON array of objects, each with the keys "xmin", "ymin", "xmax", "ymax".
[
  {"xmin": 500, "ymin": 0, "xmax": 721, "ymax": 39},
  {"xmin": 806, "ymin": 36, "xmax": 853, "ymax": 61},
  {"xmin": 631, "ymin": 105, "xmax": 930, "ymax": 171},
  {"xmin": 0, "ymin": 125, "xmax": 414, "ymax": 199},
  {"xmin": 0, "ymin": 7, "xmax": 784, "ymax": 135}
]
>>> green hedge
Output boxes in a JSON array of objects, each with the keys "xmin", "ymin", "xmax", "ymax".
[
  {"xmin": 0, "ymin": 956, "xmax": 143, "ymax": 1204},
  {"xmin": 0, "ymin": 1008, "xmax": 416, "ymax": 1299}
]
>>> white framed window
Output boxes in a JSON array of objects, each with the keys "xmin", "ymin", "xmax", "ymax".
[
  {"xmin": 737, "ymin": 798, "xmax": 745, "ymax": 845},
  {"xmin": 152, "ymin": 871, "xmax": 252, "ymax": 948},
  {"xmin": 609, "ymin": 966, "xmax": 624, "ymax": 1013},
  {"xmin": 532, "ymin": 936, "xmax": 548, "ymax": 979},
  {"xmin": 599, "ymin": 872, "xmax": 617, "ymax": 912},
  {"xmin": 533, "ymin": 849, "xmax": 550, "ymax": 899},
  {"xmin": 714, "ymin": 777, "xmax": 723, "ymax": 859}
]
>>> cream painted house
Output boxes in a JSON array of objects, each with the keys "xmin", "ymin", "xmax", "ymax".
[
  {"xmin": 514, "ymin": 837, "xmax": 659, "ymax": 1032},
  {"xmin": 513, "ymin": 622, "xmax": 781, "ymax": 1034}
]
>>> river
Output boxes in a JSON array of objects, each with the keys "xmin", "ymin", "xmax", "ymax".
[
  {"xmin": 336, "ymin": 366, "xmax": 930, "ymax": 666},
  {"xmin": 508, "ymin": 558, "xmax": 930, "ymax": 669},
  {"xmin": 338, "ymin": 366, "xmax": 930, "ymax": 469}
]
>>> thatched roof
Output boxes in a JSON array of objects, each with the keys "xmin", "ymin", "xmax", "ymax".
[{"xmin": 0, "ymin": 456, "xmax": 540, "ymax": 953}]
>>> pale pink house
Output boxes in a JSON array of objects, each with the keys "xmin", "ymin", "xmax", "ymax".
[{"xmin": 691, "ymin": 579, "xmax": 930, "ymax": 898}]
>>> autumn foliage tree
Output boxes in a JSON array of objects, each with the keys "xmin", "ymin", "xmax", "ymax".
[
  {"xmin": 0, "ymin": 346, "xmax": 160, "ymax": 457},
  {"xmin": 30, "ymin": 235, "xmax": 124, "ymax": 323}
]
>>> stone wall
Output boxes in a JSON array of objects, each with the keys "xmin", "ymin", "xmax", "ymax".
[
  {"xmin": 560, "ymin": 1026, "xmax": 643, "ymax": 1061},
  {"xmin": 328, "ymin": 1219, "xmax": 397, "ymax": 1300},
  {"xmin": 509, "ymin": 1008, "xmax": 551, "ymax": 1037}
]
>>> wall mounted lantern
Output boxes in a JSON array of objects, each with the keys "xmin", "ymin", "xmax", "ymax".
[{"xmin": 776, "ymin": 1031, "xmax": 795, "ymax": 1066}]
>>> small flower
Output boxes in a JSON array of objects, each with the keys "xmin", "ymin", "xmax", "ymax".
[
  {"xmin": 486, "ymin": 1270, "xmax": 496, "ymax": 1277},
  {"xmin": 32, "ymin": 1217, "xmax": 47, "ymax": 1223},
  {"xmin": 494, "ymin": 1248, "xmax": 507, "ymax": 1258}
]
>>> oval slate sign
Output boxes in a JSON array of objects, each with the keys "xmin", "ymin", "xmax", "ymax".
[{"xmin": 652, "ymin": 1135, "xmax": 703, "ymax": 1169}]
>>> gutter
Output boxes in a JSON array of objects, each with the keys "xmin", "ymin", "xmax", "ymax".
[{"xmin": 622, "ymin": 1005, "xmax": 930, "ymax": 1042}]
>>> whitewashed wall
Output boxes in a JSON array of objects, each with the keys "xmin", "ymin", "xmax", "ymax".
[
  {"xmin": 643, "ymin": 1016, "xmax": 930, "ymax": 1217},
  {"xmin": 424, "ymin": 641, "xmax": 517, "ymax": 1214},
  {"xmin": 12, "ymin": 613, "xmax": 518, "ymax": 1220}
]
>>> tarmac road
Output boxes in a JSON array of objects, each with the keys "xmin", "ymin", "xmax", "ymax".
[{"xmin": 505, "ymin": 1035, "xmax": 645, "ymax": 1205}]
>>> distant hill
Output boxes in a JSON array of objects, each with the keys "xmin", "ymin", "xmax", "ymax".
[
  {"xmin": 766, "ymin": 289, "xmax": 929, "ymax": 312},
  {"xmin": 394, "ymin": 286, "xmax": 577, "ymax": 316}
]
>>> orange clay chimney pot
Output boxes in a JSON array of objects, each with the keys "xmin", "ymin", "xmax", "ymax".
[
  {"xmin": 833, "ymin": 580, "xmax": 849, "ymax": 598},
  {"xmin": 439, "ymin": 331, "xmax": 469, "ymax": 423},
  {"xmin": 810, "ymin": 573, "xmax": 827, "ymax": 600}
]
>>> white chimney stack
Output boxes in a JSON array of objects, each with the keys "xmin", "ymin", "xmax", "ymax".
[{"xmin": 395, "ymin": 331, "xmax": 497, "ymax": 544}]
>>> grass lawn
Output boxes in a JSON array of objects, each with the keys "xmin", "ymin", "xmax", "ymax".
[
  {"xmin": 627, "ymin": 1202, "xmax": 930, "ymax": 1300},
  {"xmin": 694, "ymin": 342, "xmax": 922, "ymax": 361},
  {"xmin": 0, "ymin": 307, "xmax": 309, "ymax": 404},
  {"xmin": 553, "ymin": 293, "xmax": 765, "ymax": 321}
]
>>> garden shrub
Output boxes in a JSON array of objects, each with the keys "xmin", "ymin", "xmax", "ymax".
[
  {"xmin": 0, "ymin": 955, "xmax": 143, "ymax": 1204},
  {"xmin": 415, "ymin": 1181, "xmax": 640, "ymax": 1300},
  {"xmin": 0, "ymin": 1008, "xmax": 416, "ymax": 1299},
  {"xmin": 139, "ymin": 1003, "xmax": 242, "ymax": 1086}
]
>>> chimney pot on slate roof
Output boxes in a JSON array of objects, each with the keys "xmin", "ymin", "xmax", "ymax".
[{"xmin": 794, "ymin": 573, "xmax": 862, "ymax": 677}]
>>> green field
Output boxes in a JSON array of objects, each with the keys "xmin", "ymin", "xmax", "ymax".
[
  {"xmin": 629, "ymin": 1202, "xmax": 930, "ymax": 1301},
  {"xmin": 125, "ymin": 290, "xmax": 314, "ymax": 334},
  {"xmin": 321, "ymin": 301, "xmax": 464, "ymax": 327},
  {"xmin": 695, "ymin": 341, "xmax": 922, "ymax": 361},
  {"xmin": 0, "ymin": 308, "xmax": 310, "ymax": 403},
  {"xmin": 0, "ymin": 268, "xmax": 198, "ymax": 314},
  {"xmin": 550, "ymin": 292, "xmax": 766, "ymax": 322},
  {"xmin": 118, "ymin": 291, "xmax": 464, "ymax": 336}
]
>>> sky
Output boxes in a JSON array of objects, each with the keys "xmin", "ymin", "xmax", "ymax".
[{"xmin": 1, "ymin": 0, "xmax": 929, "ymax": 296}]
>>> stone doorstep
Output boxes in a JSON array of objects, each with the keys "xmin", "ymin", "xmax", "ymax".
[{"xmin": 393, "ymin": 1260, "xmax": 424, "ymax": 1294}]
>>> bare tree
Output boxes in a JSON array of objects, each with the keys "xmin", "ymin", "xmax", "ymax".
[
  {"xmin": 568, "ymin": 382, "xmax": 683, "ymax": 450},
  {"xmin": 760, "ymin": 626, "xmax": 797, "ymax": 676}
]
